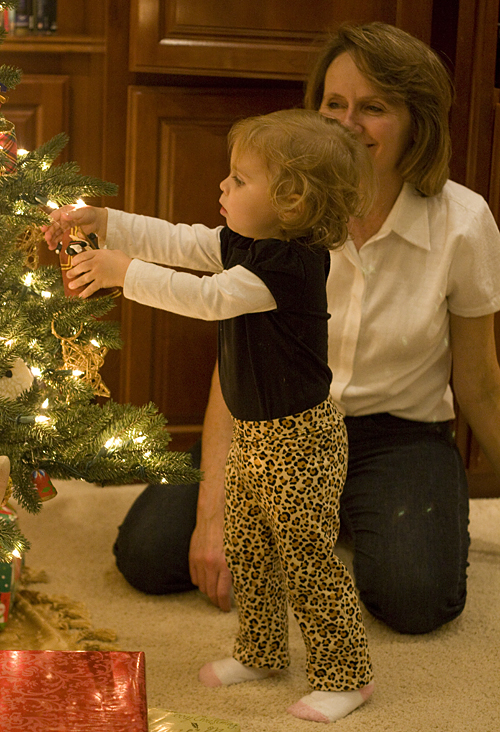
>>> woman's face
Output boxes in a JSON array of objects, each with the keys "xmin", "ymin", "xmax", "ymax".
[{"xmin": 319, "ymin": 52, "xmax": 413, "ymax": 183}]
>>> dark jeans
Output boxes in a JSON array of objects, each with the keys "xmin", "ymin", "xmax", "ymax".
[{"xmin": 113, "ymin": 414, "xmax": 470, "ymax": 634}]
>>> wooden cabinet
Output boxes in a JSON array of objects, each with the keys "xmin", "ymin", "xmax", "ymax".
[
  {"xmin": 1, "ymin": 1, "xmax": 106, "ymax": 181},
  {"xmin": 2, "ymin": 74, "xmax": 69, "ymax": 155},
  {"xmin": 129, "ymin": 0, "xmax": 433, "ymax": 78}
]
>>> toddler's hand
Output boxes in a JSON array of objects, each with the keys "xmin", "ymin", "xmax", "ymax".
[
  {"xmin": 66, "ymin": 248, "xmax": 131, "ymax": 298},
  {"xmin": 42, "ymin": 205, "xmax": 108, "ymax": 250}
]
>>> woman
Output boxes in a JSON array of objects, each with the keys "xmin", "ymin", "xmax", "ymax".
[{"xmin": 113, "ymin": 22, "xmax": 500, "ymax": 635}]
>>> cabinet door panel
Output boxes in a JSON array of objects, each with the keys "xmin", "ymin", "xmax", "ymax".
[
  {"xmin": 130, "ymin": 0, "xmax": 432, "ymax": 77},
  {"xmin": 122, "ymin": 85, "xmax": 303, "ymax": 449},
  {"xmin": 2, "ymin": 75, "xmax": 69, "ymax": 158}
]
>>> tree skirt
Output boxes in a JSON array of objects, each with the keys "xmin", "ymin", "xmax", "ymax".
[{"xmin": 0, "ymin": 568, "xmax": 118, "ymax": 651}]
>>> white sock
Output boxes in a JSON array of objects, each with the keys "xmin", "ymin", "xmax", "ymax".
[
  {"xmin": 287, "ymin": 682, "xmax": 374, "ymax": 723},
  {"xmin": 198, "ymin": 657, "xmax": 277, "ymax": 687}
]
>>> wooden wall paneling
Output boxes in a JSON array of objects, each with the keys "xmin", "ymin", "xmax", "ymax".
[
  {"xmin": 450, "ymin": 0, "xmax": 500, "ymax": 195},
  {"xmin": 102, "ymin": 0, "xmax": 135, "ymax": 213},
  {"xmin": 129, "ymin": 0, "xmax": 431, "ymax": 78},
  {"xmin": 97, "ymin": 0, "xmax": 136, "ymax": 402},
  {"xmin": 463, "ymin": 0, "xmax": 499, "ymax": 197},
  {"xmin": 60, "ymin": 52, "xmax": 106, "ymax": 179},
  {"xmin": 489, "ymin": 100, "xmax": 500, "ymax": 223},
  {"xmin": 120, "ymin": 84, "xmax": 304, "ymax": 448},
  {"xmin": 396, "ymin": 0, "xmax": 433, "ymax": 44}
]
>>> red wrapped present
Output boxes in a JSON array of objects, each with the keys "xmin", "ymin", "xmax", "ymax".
[
  {"xmin": 0, "ymin": 650, "xmax": 148, "ymax": 731},
  {"xmin": 0, "ymin": 504, "xmax": 24, "ymax": 630}
]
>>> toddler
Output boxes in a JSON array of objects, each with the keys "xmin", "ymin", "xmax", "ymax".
[{"xmin": 43, "ymin": 109, "xmax": 375, "ymax": 723}]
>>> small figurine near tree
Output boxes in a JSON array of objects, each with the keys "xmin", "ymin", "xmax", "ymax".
[{"xmin": 0, "ymin": 14, "xmax": 201, "ymax": 561}]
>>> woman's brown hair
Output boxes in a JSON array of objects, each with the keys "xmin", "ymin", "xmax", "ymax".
[{"xmin": 304, "ymin": 22, "xmax": 454, "ymax": 196}]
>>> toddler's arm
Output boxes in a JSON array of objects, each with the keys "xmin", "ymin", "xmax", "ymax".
[{"xmin": 44, "ymin": 205, "xmax": 224, "ymax": 273}]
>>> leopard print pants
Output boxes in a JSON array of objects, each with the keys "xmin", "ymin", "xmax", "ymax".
[{"xmin": 224, "ymin": 397, "xmax": 373, "ymax": 691}]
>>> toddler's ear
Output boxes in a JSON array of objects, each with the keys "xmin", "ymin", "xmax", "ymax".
[{"xmin": 279, "ymin": 194, "xmax": 303, "ymax": 222}]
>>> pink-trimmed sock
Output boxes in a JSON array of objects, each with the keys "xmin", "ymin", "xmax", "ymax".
[
  {"xmin": 287, "ymin": 682, "xmax": 374, "ymax": 723},
  {"xmin": 199, "ymin": 657, "xmax": 277, "ymax": 688}
]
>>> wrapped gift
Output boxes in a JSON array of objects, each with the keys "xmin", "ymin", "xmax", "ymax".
[
  {"xmin": 0, "ymin": 650, "xmax": 148, "ymax": 731},
  {"xmin": 149, "ymin": 708, "xmax": 241, "ymax": 732},
  {"xmin": 0, "ymin": 503, "xmax": 24, "ymax": 630}
]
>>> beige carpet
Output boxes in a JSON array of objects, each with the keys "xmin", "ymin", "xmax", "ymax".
[{"xmin": 10, "ymin": 479, "xmax": 500, "ymax": 732}]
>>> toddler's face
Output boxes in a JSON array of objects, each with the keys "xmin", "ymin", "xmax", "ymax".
[{"xmin": 219, "ymin": 147, "xmax": 282, "ymax": 241}]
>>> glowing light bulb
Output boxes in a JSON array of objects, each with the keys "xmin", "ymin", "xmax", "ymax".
[
  {"xmin": 90, "ymin": 339, "xmax": 100, "ymax": 348},
  {"xmin": 12, "ymin": 549, "xmax": 22, "ymax": 559},
  {"xmin": 47, "ymin": 200, "xmax": 59, "ymax": 210},
  {"xmin": 23, "ymin": 273, "xmax": 33, "ymax": 287},
  {"xmin": 30, "ymin": 367, "xmax": 42, "ymax": 377},
  {"xmin": 74, "ymin": 199, "xmax": 86, "ymax": 209},
  {"xmin": 72, "ymin": 369, "xmax": 83, "ymax": 377},
  {"xmin": 17, "ymin": 149, "xmax": 29, "ymax": 157},
  {"xmin": 35, "ymin": 415, "xmax": 49, "ymax": 424},
  {"xmin": 41, "ymin": 291, "xmax": 52, "ymax": 299},
  {"xmin": 41, "ymin": 399, "xmax": 49, "ymax": 409}
]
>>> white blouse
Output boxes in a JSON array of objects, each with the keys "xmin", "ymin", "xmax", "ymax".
[{"xmin": 327, "ymin": 181, "xmax": 500, "ymax": 421}]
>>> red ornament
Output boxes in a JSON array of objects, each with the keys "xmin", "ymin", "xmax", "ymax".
[{"xmin": 31, "ymin": 469, "xmax": 57, "ymax": 502}]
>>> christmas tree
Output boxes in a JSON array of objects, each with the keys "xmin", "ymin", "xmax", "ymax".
[{"xmin": 0, "ymin": 19, "xmax": 201, "ymax": 560}]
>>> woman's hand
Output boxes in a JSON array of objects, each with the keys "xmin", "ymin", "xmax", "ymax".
[
  {"xmin": 42, "ymin": 205, "xmax": 108, "ymax": 250},
  {"xmin": 66, "ymin": 248, "xmax": 132, "ymax": 298},
  {"xmin": 189, "ymin": 363, "xmax": 233, "ymax": 612}
]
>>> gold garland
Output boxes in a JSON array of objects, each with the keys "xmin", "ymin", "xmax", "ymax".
[
  {"xmin": 16, "ymin": 224, "xmax": 42, "ymax": 269},
  {"xmin": 1, "ymin": 477, "xmax": 13, "ymax": 508},
  {"xmin": 51, "ymin": 320, "xmax": 110, "ymax": 399}
]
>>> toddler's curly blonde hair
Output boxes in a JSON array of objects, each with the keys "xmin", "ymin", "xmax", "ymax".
[{"xmin": 228, "ymin": 108, "xmax": 374, "ymax": 250}]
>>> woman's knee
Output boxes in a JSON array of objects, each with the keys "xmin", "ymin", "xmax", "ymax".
[
  {"xmin": 358, "ymin": 571, "xmax": 467, "ymax": 634},
  {"xmin": 113, "ymin": 467, "xmax": 201, "ymax": 594}
]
